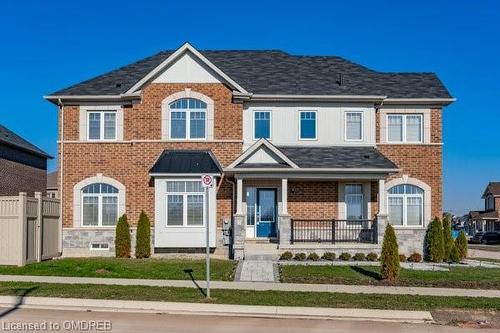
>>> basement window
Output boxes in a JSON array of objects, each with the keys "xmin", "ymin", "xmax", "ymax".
[{"xmin": 90, "ymin": 242, "xmax": 110, "ymax": 251}]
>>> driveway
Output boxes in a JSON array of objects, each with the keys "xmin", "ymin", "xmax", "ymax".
[{"xmin": 469, "ymin": 244, "xmax": 500, "ymax": 260}]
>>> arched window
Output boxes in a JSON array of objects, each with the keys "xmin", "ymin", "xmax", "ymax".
[
  {"xmin": 388, "ymin": 184, "xmax": 423, "ymax": 226},
  {"xmin": 82, "ymin": 183, "xmax": 119, "ymax": 227},
  {"xmin": 169, "ymin": 98, "xmax": 207, "ymax": 139}
]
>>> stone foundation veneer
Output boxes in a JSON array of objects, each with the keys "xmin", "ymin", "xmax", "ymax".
[{"xmin": 232, "ymin": 214, "xmax": 246, "ymax": 259}]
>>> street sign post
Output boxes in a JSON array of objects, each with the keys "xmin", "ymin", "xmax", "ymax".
[{"xmin": 201, "ymin": 174, "xmax": 214, "ymax": 298}]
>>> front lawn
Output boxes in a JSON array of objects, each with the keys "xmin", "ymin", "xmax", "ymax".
[
  {"xmin": 0, "ymin": 258, "xmax": 236, "ymax": 281},
  {"xmin": 0, "ymin": 281, "xmax": 498, "ymax": 311},
  {"xmin": 280, "ymin": 265, "xmax": 500, "ymax": 289}
]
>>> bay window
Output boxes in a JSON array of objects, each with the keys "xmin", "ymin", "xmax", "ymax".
[{"xmin": 166, "ymin": 180, "xmax": 204, "ymax": 226}]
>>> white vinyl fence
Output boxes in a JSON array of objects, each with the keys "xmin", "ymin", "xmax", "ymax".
[{"xmin": 0, "ymin": 192, "xmax": 61, "ymax": 266}]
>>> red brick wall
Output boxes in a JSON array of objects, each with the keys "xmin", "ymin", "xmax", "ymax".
[
  {"xmin": 59, "ymin": 83, "xmax": 243, "ymax": 227},
  {"xmin": 288, "ymin": 181, "xmax": 338, "ymax": 219},
  {"xmin": 376, "ymin": 108, "xmax": 443, "ymax": 219}
]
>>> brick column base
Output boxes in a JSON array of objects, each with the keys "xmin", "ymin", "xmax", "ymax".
[{"xmin": 376, "ymin": 214, "xmax": 388, "ymax": 244}]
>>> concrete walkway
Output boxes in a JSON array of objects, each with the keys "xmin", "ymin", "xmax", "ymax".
[
  {"xmin": 237, "ymin": 260, "xmax": 277, "ymax": 282},
  {"xmin": 0, "ymin": 296, "xmax": 434, "ymax": 323},
  {"xmin": 1, "ymin": 274, "xmax": 499, "ymax": 298}
]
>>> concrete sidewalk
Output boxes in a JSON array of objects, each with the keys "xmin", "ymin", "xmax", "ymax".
[
  {"xmin": 1, "ymin": 274, "xmax": 499, "ymax": 298},
  {"xmin": 0, "ymin": 296, "xmax": 434, "ymax": 323}
]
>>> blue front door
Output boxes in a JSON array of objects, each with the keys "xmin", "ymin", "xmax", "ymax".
[{"xmin": 256, "ymin": 189, "xmax": 277, "ymax": 238}]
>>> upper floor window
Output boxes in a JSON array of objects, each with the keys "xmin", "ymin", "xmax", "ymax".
[
  {"xmin": 88, "ymin": 111, "xmax": 116, "ymax": 140},
  {"xmin": 166, "ymin": 180, "xmax": 204, "ymax": 227},
  {"xmin": 345, "ymin": 112, "xmax": 363, "ymax": 141},
  {"xmin": 486, "ymin": 195, "xmax": 495, "ymax": 210},
  {"xmin": 254, "ymin": 111, "xmax": 271, "ymax": 139},
  {"xmin": 388, "ymin": 184, "xmax": 423, "ymax": 226},
  {"xmin": 299, "ymin": 111, "xmax": 317, "ymax": 140},
  {"xmin": 82, "ymin": 183, "xmax": 118, "ymax": 227},
  {"xmin": 345, "ymin": 184, "xmax": 363, "ymax": 220},
  {"xmin": 169, "ymin": 98, "xmax": 207, "ymax": 139},
  {"xmin": 387, "ymin": 114, "xmax": 422, "ymax": 143}
]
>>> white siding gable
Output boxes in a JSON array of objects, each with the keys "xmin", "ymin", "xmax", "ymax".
[
  {"xmin": 152, "ymin": 52, "xmax": 222, "ymax": 84},
  {"xmin": 242, "ymin": 146, "xmax": 286, "ymax": 164}
]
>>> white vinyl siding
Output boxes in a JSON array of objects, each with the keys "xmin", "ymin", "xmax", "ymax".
[
  {"xmin": 345, "ymin": 112, "xmax": 363, "ymax": 141},
  {"xmin": 387, "ymin": 114, "xmax": 422, "ymax": 143},
  {"xmin": 166, "ymin": 181, "xmax": 205, "ymax": 227},
  {"xmin": 87, "ymin": 111, "xmax": 117, "ymax": 140}
]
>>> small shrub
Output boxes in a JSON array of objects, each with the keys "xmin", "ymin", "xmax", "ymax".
[
  {"xmin": 449, "ymin": 243, "xmax": 461, "ymax": 263},
  {"xmin": 135, "ymin": 211, "xmax": 151, "ymax": 259},
  {"xmin": 115, "ymin": 214, "xmax": 131, "ymax": 258},
  {"xmin": 456, "ymin": 231, "xmax": 468, "ymax": 260},
  {"xmin": 442, "ymin": 215, "xmax": 453, "ymax": 261},
  {"xmin": 380, "ymin": 224, "xmax": 400, "ymax": 282},
  {"xmin": 293, "ymin": 252, "xmax": 306, "ymax": 261},
  {"xmin": 353, "ymin": 253, "xmax": 366, "ymax": 261},
  {"xmin": 280, "ymin": 251, "xmax": 293, "ymax": 260},
  {"xmin": 321, "ymin": 252, "xmax": 336, "ymax": 261},
  {"xmin": 399, "ymin": 254, "xmax": 407, "ymax": 262},
  {"xmin": 339, "ymin": 252, "xmax": 351, "ymax": 261},
  {"xmin": 425, "ymin": 217, "xmax": 445, "ymax": 262},
  {"xmin": 407, "ymin": 252, "xmax": 423, "ymax": 263},
  {"xmin": 307, "ymin": 252, "xmax": 320, "ymax": 261},
  {"xmin": 366, "ymin": 252, "xmax": 378, "ymax": 261}
]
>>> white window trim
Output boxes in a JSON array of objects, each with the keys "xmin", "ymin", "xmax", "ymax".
[
  {"xmin": 386, "ymin": 114, "xmax": 423, "ymax": 144},
  {"xmin": 168, "ymin": 108, "xmax": 208, "ymax": 140},
  {"xmin": 73, "ymin": 174, "xmax": 126, "ymax": 228},
  {"xmin": 388, "ymin": 191, "xmax": 424, "ymax": 227},
  {"xmin": 344, "ymin": 111, "xmax": 364, "ymax": 142},
  {"xmin": 89, "ymin": 242, "xmax": 110, "ymax": 251},
  {"xmin": 81, "ymin": 187, "xmax": 119, "ymax": 228},
  {"xmin": 298, "ymin": 110, "xmax": 318, "ymax": 141},
  {"xmin": 385, "ymin": 176, "xmax": 431, "ymax": 229},
  {"xmin": 345, "ymin": 184, "xmax": 364, "ymax": 220},
  {"xmin": 86, "ymin": 111, "xmax": 117, "ymax": 141},
  {"xmin": 253, "ymin": 110, "xmax": 272, "ymax": 140},
  {"xmin": 165, "ymin": 180, "xmax": 205, "ymax": 228}
]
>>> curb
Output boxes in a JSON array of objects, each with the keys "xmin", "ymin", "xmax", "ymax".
[{"xmin": 0, "ymin": 296, "xmax": 434, "ymax": 323}]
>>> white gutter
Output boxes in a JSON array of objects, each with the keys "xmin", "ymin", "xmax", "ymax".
[
  {"xmin": 58, "ymin": 98, "xmax": 64, "ymax": 256},
  {"xmin": 382, "ymin": 98, "xmax": 456, "ymax": 106},
  {"xmin": 43, "ymin": 92, "xmax": 141, "ymax": 104},
  {"xmin": 224, "ymin": 167, "xmax": 400, "ymax": 173}
]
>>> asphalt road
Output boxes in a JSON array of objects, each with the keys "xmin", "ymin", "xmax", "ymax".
[{"xmin": 0, "ymin": 307, "xmax": 495, "ymax": 333}]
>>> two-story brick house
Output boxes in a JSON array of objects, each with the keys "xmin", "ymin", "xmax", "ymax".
[
  {"xmin": 45, "ymin": 43, "xmax": 453, "ymax": 258},
  {"xmin": 469, "ymin": 182, "xmax": 500, "ymax": 234}
]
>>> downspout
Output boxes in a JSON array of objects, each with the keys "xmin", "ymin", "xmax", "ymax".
[{"xmin": 58, "ymin": 98, "xmax": 64, "ymax": 256}]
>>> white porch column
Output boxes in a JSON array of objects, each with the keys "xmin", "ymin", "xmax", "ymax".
[
  {"xmin": 378, "ymin": 179, "xmax": 386, "ymax": 215},
  {"xmin": 281, "ymin": 178, "xmax": 288, "ymax": 214},
  {"xmin": 236, "ymin": 178, "xmax": 243, "ymax": 215}
]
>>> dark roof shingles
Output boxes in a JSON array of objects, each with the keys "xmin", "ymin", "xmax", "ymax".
[
  {"xmin": 0, "ymin": 124, "xmax": 51, "ymax": 158},
  {"xmin": 49, "ymin": 50, "xmax": 452, "ymax": 99},
  {"xmin": 276, "ymin": 146, "xmax": 398, "ymax": 170}
]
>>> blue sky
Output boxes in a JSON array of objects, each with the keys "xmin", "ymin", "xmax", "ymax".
[{"xmin": 0, "ymin": 1, "xmax": 499, "ymax": 215}]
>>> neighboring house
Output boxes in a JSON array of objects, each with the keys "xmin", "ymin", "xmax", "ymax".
[
  {"xmin": 469, "ymin": 182, "xmax": 500, "ymax": 234},
  {"xmin": 0, "ymin": 124, "xmax": 52, "ymax": 196},
  {"xmin": 44, "ymin": 43, "xmax": 454, "ymax": 258},
  {"xmin": 46, "ymin": 170, "xmax": 59, "ymax": 198}
]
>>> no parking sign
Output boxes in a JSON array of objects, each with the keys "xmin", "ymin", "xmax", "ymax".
[{"xmin": 201, "ymin": 174, "xmax": 214, "ymax": 188}]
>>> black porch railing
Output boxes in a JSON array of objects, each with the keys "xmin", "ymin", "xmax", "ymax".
[{"xmin": 290, "ymin": 219, "xmax": 377, "ymax": 244}]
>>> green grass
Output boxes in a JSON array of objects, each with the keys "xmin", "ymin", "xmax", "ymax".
[
  {"xmin": 0, "ymin": 281, "xmax": 498, "ymax": 311},
  {"xmin": 280, "ymin": 265, "xmax": 500, "ymax": 289},
  {"xmin": 0, "ymin": 258, "xmax": 236, "ymax": 281}
]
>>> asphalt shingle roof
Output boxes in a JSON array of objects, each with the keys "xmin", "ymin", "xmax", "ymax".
[
  {"xmin": 276, "ymin": 146, "xmax": 398, "ymax": 169},
  {"xmin": 50, "ymin": 50, "xmax": 451, "ymax": 99},
  {"xmin": 0, "ymin": 124, "xmax": 51, "ymax": 158},
  {"xmin": 483, "ymin": 182, "xmax": 500, "ymax": 197},
  {"xmin": 149, "ymin": 150, "xmax": 222, "ymax": 175}
]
